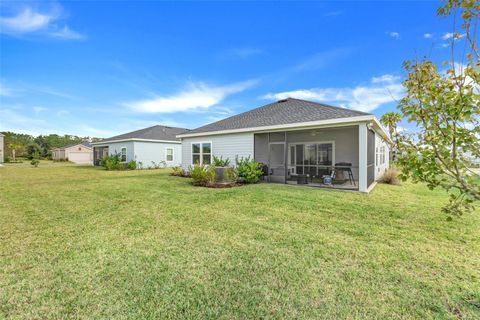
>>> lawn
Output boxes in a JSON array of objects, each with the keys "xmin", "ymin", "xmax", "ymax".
[{"xmin": 0, "ymin": 162, "xmax": 479, "ymax": 319}]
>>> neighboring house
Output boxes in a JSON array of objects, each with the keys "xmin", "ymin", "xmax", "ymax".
[
  {"xmin": 91, "ymin": 125, "xmax": 189, "ymax": 168},
  {"xmin": 0, "ymin": 133, "xmax": 4, "ymax": 163},
  {"xmin": 52, "ymin": 141, "xmax": 93, "ymax": 165},
  {"xmin": 177, "ymin": 98, "xmax": 391, "ymax": 192}
]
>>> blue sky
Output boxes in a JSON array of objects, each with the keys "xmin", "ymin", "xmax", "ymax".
[{"xmin": 0, "ymin": 1, "xmax": 454, "ymax": 137}]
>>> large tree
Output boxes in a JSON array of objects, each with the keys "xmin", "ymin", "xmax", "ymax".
[{"xmin": 394, "ymin": 0, "xmax": 480, "ymax": 216}]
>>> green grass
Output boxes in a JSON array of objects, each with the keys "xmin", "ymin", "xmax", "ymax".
[{"xmin": 0, "ymin": 162, "xmax": 479, "ymax": 319}]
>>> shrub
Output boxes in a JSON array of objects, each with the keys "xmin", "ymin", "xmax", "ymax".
[
  {"xmin": 4, "ymin": 156, "xmax": 11, "ymax": 163},
  {"xmin": 235, "ymin": 156, "xmax": 262, "ymax": 184},
  {"xmin": 101, "ymin": 154, "xmax": 124, "ymax": 171},
  {"xmin": 379, "ymin": 167, "xmax": 401, "ymax": 185},
  {"xmin": 213, "ymin": 156, "xmax": 230, "ymax": 167},
  {"xmin": 171, "ymin": 166, "xmax": 187, "ymax": 177},
  {"xmin": 31, "ymin": 159, "xmax": 40, "ymax": 167},
  {"xmin": 127, "ymin": 160, "xmax": 137, "ymax": 170},
  {"xmin": 188, "ymin": 163, "xmax": 215, "ymax": 186},
  {"xmin": 223, "ymin": 166, "xmax": 237, "ymax": 183}
]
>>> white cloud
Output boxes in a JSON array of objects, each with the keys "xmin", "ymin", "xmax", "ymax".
[
  {"xmin": 48, "ymin": 26, "xmax": 85, "ymax": 40},
  {"xmin": 0, "ymin": 6, "xmax": 84, "ymax": 40},
  {"xmin": 442, "ymin": 32, "xmax": 465, "ymax": 40},
  {"xmin": 387, "ymin": 32, "xmax": 400, "ymax": 39},
  {"xmin": 125, "ymin": 80, "xmax": 257, "ymax": 113},
  {"xmin": 424, "ymin": 33, "xmax": 433, "ymax": 39},
  {"xmin": 262, "ymin": 74, "xmax": 404, "ymax": 112},
  {"xmin": 441, "ymin": 43, "xmax": 450, "ymax": 48}
]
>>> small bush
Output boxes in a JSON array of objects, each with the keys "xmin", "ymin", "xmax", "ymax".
[
  {"xmin": 127, "ymin": 160, "xmax": 137, "ymax": 170},
  {"xmin": 171, "ymin": 166, "xmax": 187, "ymax": 177},
  {"xmin": 101, "ymin": 154, "xmax": 124, "ymax": 171},
  {"xmin": 188, "ymin": 163, "xmax": 215, "ymax": 186},
  {"xmin": 213, "ymin": 156, "xmax": 230, "ymax": 167},
  {"xmin": 4, "ymin": 156, "xmax": 11, "ymax": 163},
  {"xmin": 235, "ymin": 156, "xmax": 262, "ymax": 184},
  {"xmin": 379, "ymin": 167, "xmax": 401, "ymax": 185},
  {"xmin": 31, "ymin": 159, "xmax": 40, "ymax": 167}
]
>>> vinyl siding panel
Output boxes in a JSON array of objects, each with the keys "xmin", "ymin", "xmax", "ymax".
[
  {"xmin": 181, "ymin": 132, "xmax": 254, "ymax": 169},
  {"xmin": 134, "ymin": 141, "xmax": 182, "ymax": 168},
  {"xmin": 105, "ymin": 141, "xmax": 135, "ymax": 162}
]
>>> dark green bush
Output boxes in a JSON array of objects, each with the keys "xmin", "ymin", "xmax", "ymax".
[
  {"xmin": 101, "ymin": 154, "xmax": 124, "ymax": 171},
  {"xmin": 213, "ymin": 156, "xmax": 230, "ymax": 167},
  {"xmin": 127, "ymin": 160, "xmax": 137, "ymax": 170},
  {"xmin": 235, "ymin": 156, "xmax": 262, "ymax": 184},
  {"xmin": 31, "ymin": 159, "xmax": 40, "ymax": 167}
]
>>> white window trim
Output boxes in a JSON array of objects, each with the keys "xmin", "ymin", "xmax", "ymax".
[
  {"xmin": 120, "ymin": 146, "xmax": 127, "ymax": 163},
  {"xmin": 165, "ymin": 147, "xmax": 174, "ymax": 162},
  {"xmin": 191, "ymin": 141, "xmax": 213, "ymax": 165}
]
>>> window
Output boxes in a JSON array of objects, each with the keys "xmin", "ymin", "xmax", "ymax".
[
  {"xmin": 166, "ymin": 148, "xmax": 174, "ymax": 162},
  {"xmin": 290, "ymin": 142, "xmax": 334, "ymax": 177},
  {"xmin": 192, "ymin": 142, "xmax": 212, "ymax": 165},
  {"xmin": 121, "ymin": 147, "xmax": 127, "ymax": 162},
  {"xmin": 380, "ymin": 146, "xmax": 386, "ymax": 165}
]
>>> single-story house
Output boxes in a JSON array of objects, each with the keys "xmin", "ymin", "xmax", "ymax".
[
  {"xmin": 177, "ymin": 98, "xmax": 391, "ymax": 192},
  {"xmin": 0, "ymin": 133, "xmax": 4, "ymax": 163},
  {"xmin": 91, "ymin": 125, "xmax": 189, "ymax": 168},
  {"xmin": 52, "ymin": 141, "xmax": 93, "ymax": 165}
]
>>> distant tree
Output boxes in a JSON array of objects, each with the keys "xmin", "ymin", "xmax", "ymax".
[
  {"xmin": 393, "ymin": 0, "xmax": 480, "ymax": 216},
  {"xmin": 26, "ymin": 144, "xmax": 42, "ymax": 160},
  {"xmin": 380, "ymin": 111, "xmax": 402, "ymax": 160}
]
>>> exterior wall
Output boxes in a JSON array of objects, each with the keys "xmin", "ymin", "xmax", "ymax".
[
  {"xmin": 65, "ymin": 145, "xmax": 93, "ymax": 165},
  {"xmin": 374, "ymin": 133, "xmax": 390, "ymax": 180},
  {"xmin": 104, "ymin": 141, "xmax": 136, "ymax": 162},
  {"xmin": 181, "ymin": 132, "xmax": 254, "ymax": 169},
  {"xmin": 0, "ymin": 134, "xmax": 5, "ymax": 163},
  {"xmin": 133, "ymin": 141, "xmax": 182, "ymax": 168},
  {"xmin": 286, "ymin": 126, "xmax": 359, "ymax": 180},
  {"xmin": 93, "ymin": 140, "xmax": 181, "ymax": 168},
  {"xmin": 52, "ymin": 149, "xmax": 66, "ymax": 160}
]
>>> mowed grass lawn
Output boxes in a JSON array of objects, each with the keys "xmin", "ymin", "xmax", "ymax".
[{"xmin": 0, "ymin": 162, "xmax": 479, "ymax": 319}]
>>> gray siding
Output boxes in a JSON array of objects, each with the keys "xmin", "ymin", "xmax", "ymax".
[
  {"xmin": 106, "ymin": 141, "xmax": 135, "ymax": 162},
  {"xmin": 181, "ymin": 132, "xmax": 254, "ymax": 169},
  {"xmin": 286, "ymin": 126, "xmax": 359, "ymax": 180},
  {"xmin": 134, "ymin": 141, "xmax": 182, "ymax": 168}
]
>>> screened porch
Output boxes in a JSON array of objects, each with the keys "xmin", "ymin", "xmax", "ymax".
[{"xmin": 254, "ymin": 125, "xmax": 376, "ymax": 190}]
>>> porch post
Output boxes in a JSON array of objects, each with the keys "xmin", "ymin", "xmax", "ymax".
[{"xmin": 358, "ymin": 123, "xmax": 368, "ymax": 192}]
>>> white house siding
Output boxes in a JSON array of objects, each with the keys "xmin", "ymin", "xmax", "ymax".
[
  {"xmin": 181, "ymin": 132, "xmax": 254, "ymax": 169},
  {"xmin": 64, "ymin": 145, "xmax": 93, "ymax": 165},
  {"xmin": 374, "ymin": 133, "xmax": 390, "ymax": 180},
  {"xmin": 133, "ymin": 141, "xmax": 182, "ymax": 168}
]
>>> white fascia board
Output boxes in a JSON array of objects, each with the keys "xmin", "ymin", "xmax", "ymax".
[
  {"xmin": 177, "ymin": 115, "xmax": 376, "ymax": 138},
  {"xmin": 370, "ymin": 117, "xmax": 393, "ymax": 144},
  {"xmin": 91, "ymin": 138, "xmax": 182, "ymax": 146}
]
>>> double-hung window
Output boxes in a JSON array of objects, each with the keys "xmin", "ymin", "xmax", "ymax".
[
  {"xmin": 192, "ymin": 142, "xmax": 212, "ymax": 165},
  {"xmin": 120, "ymin": 147, "xmax": 127, "ymax": 162},
  {"xmin": 166, "ymin": 148, "xmax": 174, "ymax": 162}
]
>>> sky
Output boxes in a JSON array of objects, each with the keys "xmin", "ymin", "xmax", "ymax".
[{"xmin": 0, "ymin": 0, "xmax": 457, "ymax": 138}]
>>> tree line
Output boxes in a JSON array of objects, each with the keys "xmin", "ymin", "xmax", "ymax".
[{"xmin": 1, "ymin": 132, "xmax": 102, "ymax": 161}]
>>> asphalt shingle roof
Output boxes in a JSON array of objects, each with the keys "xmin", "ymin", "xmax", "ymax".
[
  {"xmin": 184, "ymin": 98, "xmax": 371, "ymax": 135},
  {"xmin": 55, "ymin": 141, "xmax": 92, "ymax": 150},
  {"xmin": 99, "ymin": 125, "xmax": 189, "ymax": 143}
]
